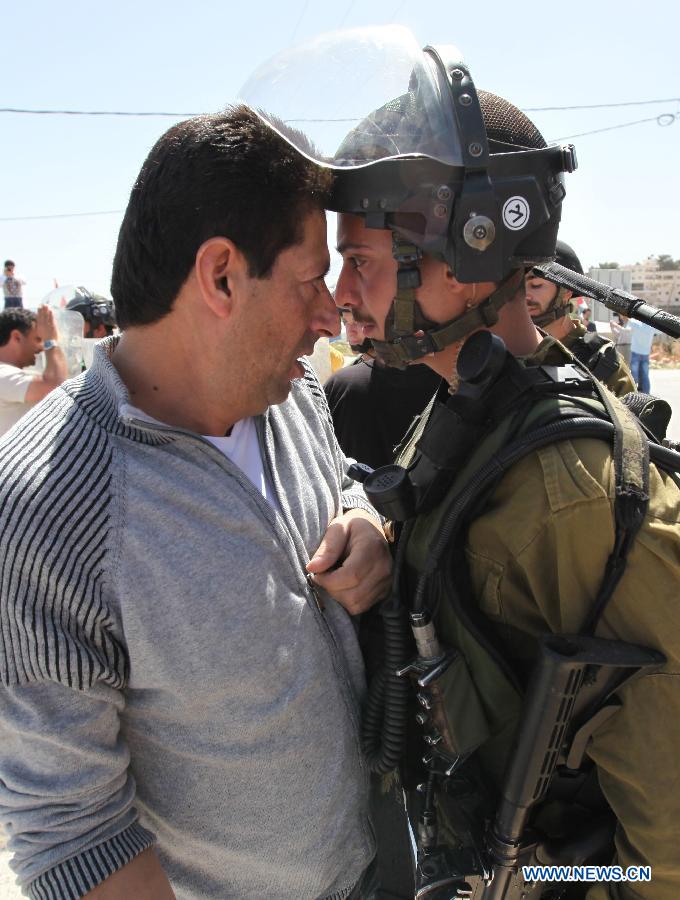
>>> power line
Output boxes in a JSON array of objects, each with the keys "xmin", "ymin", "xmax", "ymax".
[
  {"xmin": 0, "ymin": 107, "xmax": 198, "ymax": 117},
  {"xmin": 525, "ymin": 97, "xmax": 679, "ymax": 112},
  {"xmin": 0, "ymin": 209, "xmax": 123, "ymax": 222},
  {"xmin": 389, "ymin": 0, "xmax": 408, "ymax": 22},
  {"xmin": 1, "ymin": 96, "xmax": 678, "ymax": 118},
  {"xmin": 1, "ymin": 109, "xmax": 677, "ymax": 224},
  {"xmin": 337, "ymin": 0, "xmax": 357, "ymax": 28},
  {"xmin": 550, "ymin": 112, "xmax": 677, "ymax": 141},
  {"xmin": 289, "ymin": 0, "xmax": 309, "ymax": 45}
]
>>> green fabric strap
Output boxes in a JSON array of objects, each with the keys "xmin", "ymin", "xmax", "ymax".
[
  {"xmin": 426, "ymin": 269, "xmax": 525, "ymax": 351},
  {"xmin": 391, "ymin": 234, "xmax": 422, "ymax": 335},
  {"xmin": 372, "ymin": 268, "xmax": 525, "ymax": 369}
]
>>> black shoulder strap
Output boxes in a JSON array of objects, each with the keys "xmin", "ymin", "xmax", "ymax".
[
  {"xmin": 576, "ymin": 369, "xmax": 650, "ymax": 634},
  {"xmin": 570, "ymin": 334, "xmax": 620, "ymax": 383}
]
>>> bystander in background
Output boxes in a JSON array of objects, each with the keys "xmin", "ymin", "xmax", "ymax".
[
  {"xmin": 582, "ymin": 307, "xmax": 597, "ymax": 333},
  {"xmin": 611, "ymin": 313, "xmax": 632, "ymax": 365},
  {"xmin": 325, "ymin": 307, "xmax": 441, "ymax": 468},
  {"xmin": 629, "ymin": 318, "xmax": 658, "ymax": 394},
  {"xmin": 0, "ymin": 306, "xmax": 68, "ymax": 435},
  {"xmin": 1, "ymin": 261, "xmax": 25, "ymax": 309}
]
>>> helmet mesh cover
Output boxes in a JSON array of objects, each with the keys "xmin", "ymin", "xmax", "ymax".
[{"xmin": 478, "ymin": 90, "xmax": 546, "ymax": 153}]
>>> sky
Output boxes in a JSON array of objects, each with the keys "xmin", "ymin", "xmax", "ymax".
[{"xmin": 2, "ymin": 0, "xmax": 678, "ymax": 306}]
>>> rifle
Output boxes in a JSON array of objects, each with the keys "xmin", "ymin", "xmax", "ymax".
[
  {"xmin": 412, "ymin": 632, "xmax": 664, "ymax": 899},
  {"xmin": 532, "ymin": 262, "xmax": 680, "ymax": 339}
]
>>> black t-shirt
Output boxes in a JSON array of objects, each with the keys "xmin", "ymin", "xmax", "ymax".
[{"xmin": 324, "ymin": 356, "xmax": 442, "ymax": 468}]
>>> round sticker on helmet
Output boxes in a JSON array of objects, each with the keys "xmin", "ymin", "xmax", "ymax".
[{"xmin": 502, "ymin": 196, "xmax": 530, "ymax": 231}]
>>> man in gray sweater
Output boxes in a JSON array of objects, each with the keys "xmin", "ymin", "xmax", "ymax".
[{"xmin": 0, "ymin": 107, "xmax": 391, "ymax": 899}]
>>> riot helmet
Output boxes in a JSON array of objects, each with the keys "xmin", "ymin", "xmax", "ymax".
[
  {"xmin": 240, "ymin": 26, "xmax": 577, "ymax": 367},
  {"xmin": 525, "ymin": 239, "xmax": 584, "ymax": 328},
  {"xmin": 66, "ymin": 287, "xmax": 116, "ymax": 337}
]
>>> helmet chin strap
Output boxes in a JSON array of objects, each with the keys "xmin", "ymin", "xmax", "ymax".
[
  {"xmin": 370, "ymin": 235, "xmax": 524, "ymax": 370},
  {"xmin": 349, "ymin": 338, "xmax": 373, "ymax": 354},
  {"xmin": 530, "ymin": 285, "xmax": 574, "ymax": 328}
]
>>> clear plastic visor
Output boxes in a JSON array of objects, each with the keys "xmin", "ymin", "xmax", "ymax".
[{"xmin": 238, "ymin": 25, "xmax": 464, "ymax": 168}]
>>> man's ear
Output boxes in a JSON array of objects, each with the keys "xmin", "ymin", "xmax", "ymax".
[{"xmin": 194, "ymin": 237, "xmax": 245, "ymax": 320}]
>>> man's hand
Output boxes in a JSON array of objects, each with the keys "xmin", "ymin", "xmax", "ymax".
[
  {"xmin": 35, "ymin": 305, "xmax": 59, "ymax": 342},
  {"xmin": 307, "ymin": 508, "xmax": 392, "ymax": 615}
]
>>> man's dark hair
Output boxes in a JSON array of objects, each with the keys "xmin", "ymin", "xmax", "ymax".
[
  {"xmin": 0, "ymin": 308, "xmax": 35, "ymax": 346},
  {"xmin": 4, "ymin": 260, "xmax": 15, "ymax": 269},
  {"xmin": 111, "ymin": 104, "xmax": 332, "ymax": 329}
]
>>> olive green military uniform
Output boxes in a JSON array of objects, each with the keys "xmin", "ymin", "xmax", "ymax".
[
  {"xmin": 561, "ymin": 320, "xmax": 636, "ymax": 397},
  {"xmin": 403, "ymin": 337, "xmax": 680, "ymax": 899}
]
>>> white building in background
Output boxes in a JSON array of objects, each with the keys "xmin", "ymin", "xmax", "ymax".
[
  {"xmin": 627, "ymin": 257, "xmax": 680, "ymax": 312},
  {"xmin": 587, "ymin": 257, "xmax": 680, "ymax": 321},
  {"xmin": 585, "ymin": 267, "xmax": 632, "ymax": 323}
]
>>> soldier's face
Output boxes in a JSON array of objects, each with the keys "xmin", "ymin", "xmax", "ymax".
[
  {"xmin": 335, "ymin": 214, "xmax": 397, "ymax": 343},
  {"xmin": 335, "ymin": 213, "xmax": 496, "ymax": 342},
  {"xmin": 524, "ymin": 274, "xmax": 559, "ymax": 318}
]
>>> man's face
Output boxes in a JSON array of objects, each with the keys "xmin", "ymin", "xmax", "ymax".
[
  {"xmin": 16, "ymin": 323, "xmax": 43, "ymax": 368},
  {"xmin": 524, "ymin": 273, "xmax": 559, "ymax": 319},
  {"xmin": 341, "ymin": 309, "xmax": 366, "ymax": 349},
  {"xmin": 235, "ymin": 209, "xmax": 338, "ymax": 411},
  {"xmin": 84, "ymin": 322, "xmax": 108, "ymax": 340}
]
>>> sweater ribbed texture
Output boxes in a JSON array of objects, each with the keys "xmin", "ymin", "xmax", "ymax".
[{"xmin": 0, "ymin": 341, "xmax": 375, "ymax": 899}]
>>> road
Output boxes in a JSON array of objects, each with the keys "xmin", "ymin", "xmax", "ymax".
[{"xmin": 0, "ymin": 371, "xmax": 678, "ymax": 898}]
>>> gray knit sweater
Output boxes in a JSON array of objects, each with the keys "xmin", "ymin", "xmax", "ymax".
[{"xmin": 0, "ymin": 340, "xmax": 376, "ymax": 899}]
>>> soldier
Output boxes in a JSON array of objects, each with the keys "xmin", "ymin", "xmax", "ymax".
[
  {"xmin": 66, "ymin": 287, "xmax": 117, "ymax": 338},
  {"xmin": 242, "ymin": 26, "xmax": 680, "ymax": 899},
  {"xmin": 524, "ymin": 240, "xmax": 635, "ymax": 395}
]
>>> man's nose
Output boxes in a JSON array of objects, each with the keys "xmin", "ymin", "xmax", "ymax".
[
  {"xmin": 313, "ymin": 282, "xmax": 341, "ymax": 338},
  {"xmin": 334, "ymin": 263, "xmax": 359, "ymax": 311}
]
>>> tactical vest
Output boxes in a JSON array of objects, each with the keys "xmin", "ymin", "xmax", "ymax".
[
  {"xmin": 396, "ymin": 386, "xmax": 622, "ymax": 788},
  {"xmin": 358, "ymin": 333, "xmax": 679, "ymax": 895}
]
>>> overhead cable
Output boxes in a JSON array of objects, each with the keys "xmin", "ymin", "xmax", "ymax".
[
  {"xmin": 337, "ymin": 0, "xmax": 357, "ymax": 28},
  {"xmin": 525, "ymin": 97, "xmax": 679, "ymax": 111},
  {"xmin": 0, "ymin": 209, "xmax": 123, "ymax": 222},
  {"xmin": 289, "ymin": 0, "xmax": 310, "ymax": 44},
  {"xmin": 550, "ymin": 112, "xmax": 677, "ymax": 141},
  {"xmin": 389, "ymin": 1, "xmax": 408, "ymax": 21},
  {"xmin": 0, "ymin": 107, "xmax": 197, "ymax": 117},
  {"xmin": 1, "ymin": 96, "xmax": 678, "ymax": 117}
]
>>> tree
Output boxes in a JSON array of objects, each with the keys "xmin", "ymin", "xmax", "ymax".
[
  {"xmin": 598, "ymin": 261, "xmax": 619, "ymax": 269},
  {"xmin": 657, "ymin": 254, "xmax": 680, "ymax": 271}
]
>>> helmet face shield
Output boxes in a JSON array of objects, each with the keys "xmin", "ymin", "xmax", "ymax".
[
  {"xmin": 239, "ymin": 25, "xmax": 465, "ymax": 169},
  {"xmin": 239, "ymin": 26, "xmax": 576, "ymax": 286},
  {"xmin": 239, "ymin": 26, "xmax": 578, "ymax": 367}
]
